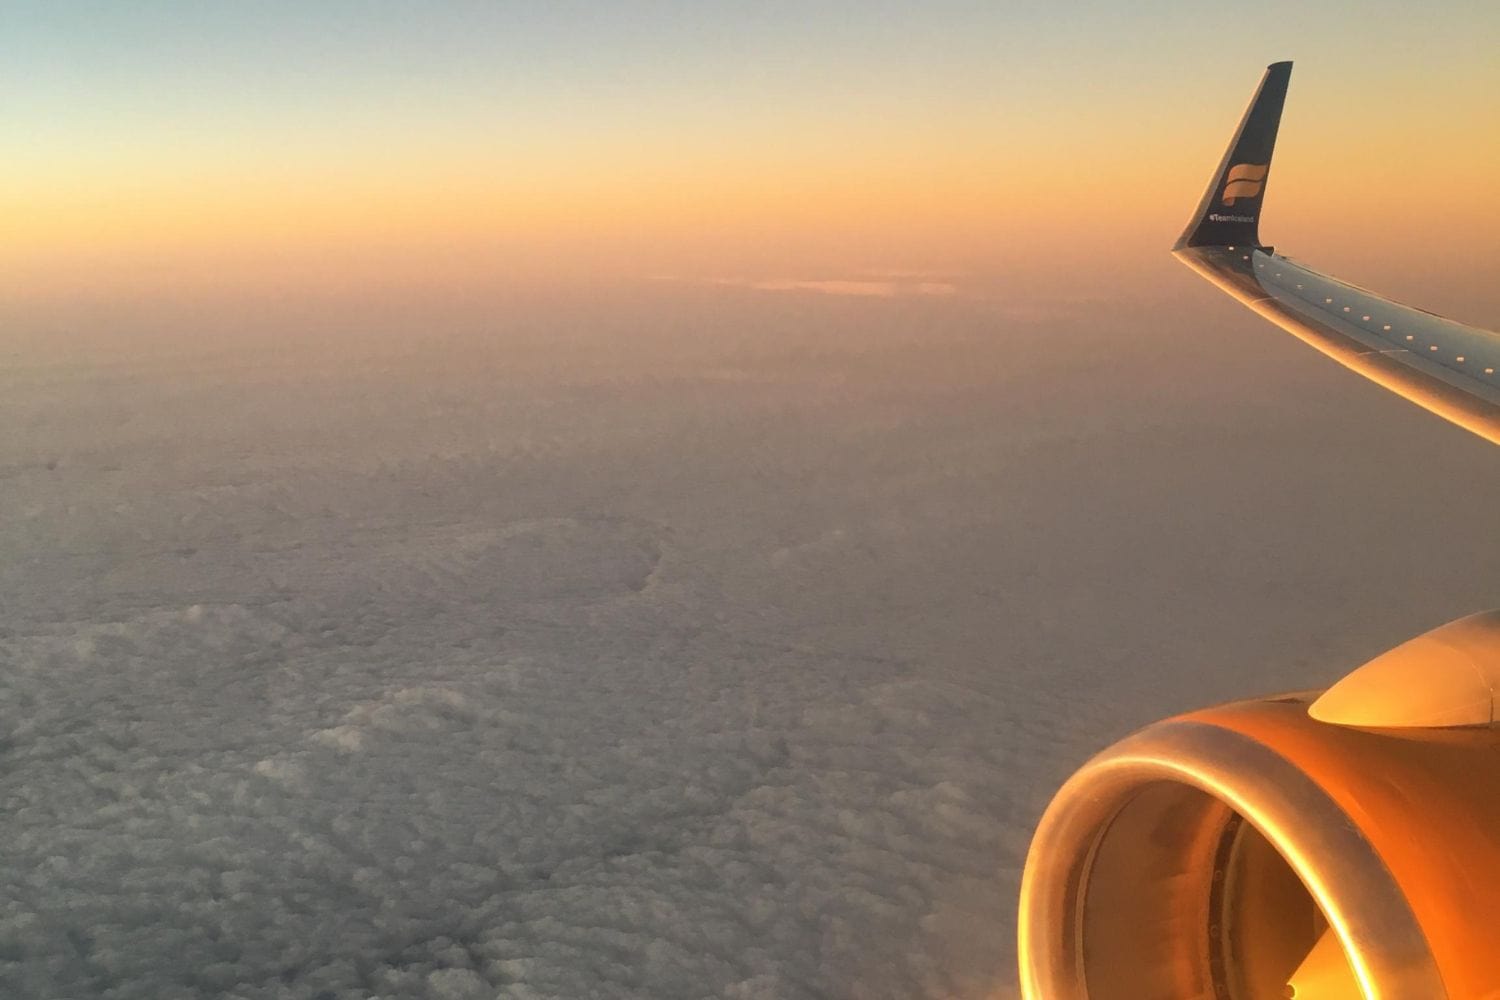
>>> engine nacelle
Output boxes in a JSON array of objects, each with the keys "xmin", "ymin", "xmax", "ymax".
[{"xmin": 1018, "ymin": 611, "xmax": 1500, "ymax": 999}]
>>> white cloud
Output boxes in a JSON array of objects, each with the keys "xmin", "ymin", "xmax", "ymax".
[
  {"xmin": 2, "ymin": 287, "xmax": 1495, "ymax": 999},
  {"xmin": 653, "ymin": 274, "xmax": 959, "ymax": 298}
]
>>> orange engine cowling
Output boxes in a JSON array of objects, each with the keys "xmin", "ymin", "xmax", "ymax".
[{"xmin": 1017, "ymin": 611, "xmax": 1500, "ymax": 1000}]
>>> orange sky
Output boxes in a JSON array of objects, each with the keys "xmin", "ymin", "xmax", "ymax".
[{"xmin": 4, "ymin": 4, "xmax": 1498, "ymax": 314}]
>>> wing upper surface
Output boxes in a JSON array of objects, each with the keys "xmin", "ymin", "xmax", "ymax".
[{"xmin": 1174, "ymin": 62, "xmax": 1500, "ymax": 446}]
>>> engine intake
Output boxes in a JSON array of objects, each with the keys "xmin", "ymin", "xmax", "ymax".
[
  {"xmin": 1018, "ymin": 705, "xmax": 1448, "ymax": 998},
  {"xmin": 1019, "ymin": 613, "xmax": 1500, "ymax": 999}
]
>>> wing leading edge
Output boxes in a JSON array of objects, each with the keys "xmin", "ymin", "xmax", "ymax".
[{"xmin": 1173, "ymin": 62, "xmax": 1500, "ymax": 447}]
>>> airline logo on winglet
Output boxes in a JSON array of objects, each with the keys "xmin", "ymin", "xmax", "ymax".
[{"xmin": 1221, "ymin": 163, "xmax": 1269, "ymax": 205}]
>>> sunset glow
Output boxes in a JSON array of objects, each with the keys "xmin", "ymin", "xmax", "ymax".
[{"xmin": 5, "ymin": 2, "xmax": 1498, "ymax": 310}]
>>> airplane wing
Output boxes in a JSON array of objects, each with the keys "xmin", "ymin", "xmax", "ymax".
[
  {"xmin": 1019, "ymin": 64, "xmax": 1500, "ymax": 1000},
  {"xmin": 1173, "ymin": 61, "xmax": 1500, "ymax": 447}
]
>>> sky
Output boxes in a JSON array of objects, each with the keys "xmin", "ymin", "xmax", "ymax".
[
  {"xmin": 3, "ymin": 5, "xmax": 1500, "ymax": 999},
  {"xmin": 3, "ymin": 1, "xmax": 1499, "ymax": 314}
]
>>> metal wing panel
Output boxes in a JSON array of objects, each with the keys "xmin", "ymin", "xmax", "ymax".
[{"xmin": 1176, "ymin": 246, "xmax": 1500, "ymax": 446}]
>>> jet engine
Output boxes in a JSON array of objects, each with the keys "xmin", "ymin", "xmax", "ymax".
[{"xmin": 1017, "ymin": 611, "xmax": 1500, "ymax": 999}]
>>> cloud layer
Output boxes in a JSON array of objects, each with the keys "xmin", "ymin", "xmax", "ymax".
[{"xmin": 2, "ymin": 286, "xmax": 1497, "ymax": 998}]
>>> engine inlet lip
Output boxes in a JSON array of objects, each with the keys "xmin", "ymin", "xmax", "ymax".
[{"xmin": 1017, "ymin": 718, "xmax": 1446, "ymax": 999}]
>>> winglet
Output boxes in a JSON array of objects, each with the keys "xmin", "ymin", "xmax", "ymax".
[{"xmin": 1174, "ymin": 61, "xmax": 1293, "ymax": 251}]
